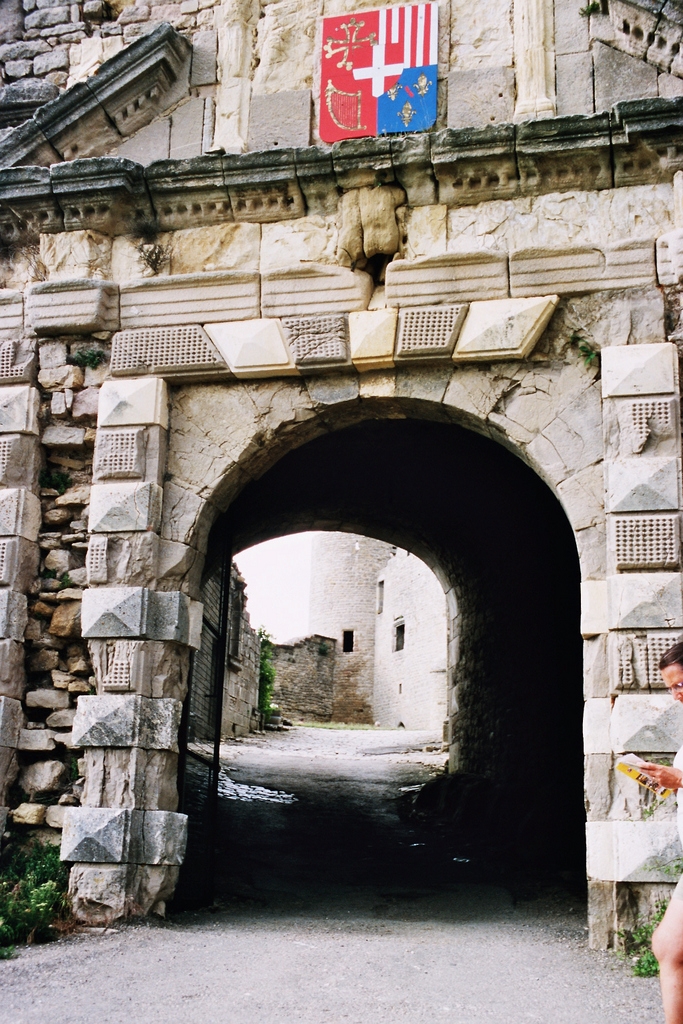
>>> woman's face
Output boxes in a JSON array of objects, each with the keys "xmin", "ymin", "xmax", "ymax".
[{"xmin": 661, "ymin": 662, "xmax": 683, "ymax": 703}]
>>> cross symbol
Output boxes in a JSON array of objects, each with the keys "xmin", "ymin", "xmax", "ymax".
[{"xmin": 352, "ymin": 8, "xmax": 405, "ymax": 98}]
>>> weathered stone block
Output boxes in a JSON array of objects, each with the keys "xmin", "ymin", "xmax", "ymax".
[
  {"xmin": 0, "ymin": 536, "xmax": 39, "ymax": 590},
  {"xmin": 25, "ymin": 689, "xmax": 70, "ymax": 710},
  {"xmin": 71, "ymin": 694, "xmax": 181, "ymax": 751},
  {"xmin": 86, "ymin": 532, "xmax": 159, "ymax": 588},
  {"xmin": 605, "ymin": 458, "xmax": 680, "ymax": 512},
  {"xmin": 89, "ymin": 639, "xmax": 190, "ymax": 700},
  {"xmin": 82, "ymin": 588, "xmax": 199, "ymax": 646},
  {"xmin": 0, "ymin": 695, "xmax": 22, "ymax": 748},
  {"xmin": 93, "ymin": 428, "xmax": 146, "ymax": 482},
  {"xmin": 0, "ymin": 745, "xmax": 18, "ymax": 804},
  {"xmin": 61, "ymin": 807, "xmax": 134, "ymax": 863},
  {"xmin": 26, "ymin": 280, "xmax": 120, "ymax": 336},
  {"xmin": 140, "ymin": 810, "xmax": 187, "ymax": 865},
  {"xmin": 61, "ymin": 806, "xmax": 187, "ymax": 864},
  {"xmin": 556, "ymin": 53, "xmax": 594, "ymax": 117},
  {"xmin": 119, "ymin": 272, "xmax": 260, "ymax": 329},
  {"xmin": 0, "ymin": 434, "xmax": 40, "ymax": 490},
  {"xmin": 608, "ymin": 629, "xmax": 680, "ymax": 693},
  {"xmin": 348, "ymin": 309, "xmax": 397, "ymax": 372},
  {"xmin": 12, "ymin": 802, "xmax": 46, "ymax": 826},
  {"xmin": 0, "ymin": 386, "xmax": 39, "ymax": 435},
  {"xmin": 169, "ymin": 97, "xmax": 204, "ymax": 162},
  {"xmin": 453, "ymin": 296, "xmax": 558, "ymax": 362},
  {"xmin": 88, "ymin": 482, "xmax": 163, "ymax": 533},
  {"xmin": 17, "ymin": 728, "xmax": 55, "ymax": 751},
  {"xmin": 395, "ymin": 306, "xmax": 467, "ymax": 361},
  {"xmin": 593, "ymin": 41, "xmax": 658, "ymax": 113},
  {"xmin": 608, "ymin": 573, "xmax": 683, "ymax": 629},
  {"xmin": 83, "ymin": 747, "xmax": 178, "ymax": 810},
  {"xmin": 98, "ymin": 378, "xmax": 168, "ymax": 429},
  {"xmin": 68, "ymin": 862, "xmax": 179, "ymax": 923},
  {"xmin": 111, "ymin": 324, "xmax": 225, "ymax": 378},
  {"xmin": 48, "ymin": 601, "xmax": 82, "ymax": 640},
  {"xmin": 612, "ymin": 514, "xmax": 680, "ymax": 569},
  {"xmin": 19, "ymin": 758, "xmax": 68, "ymax": 799},
  {"xmin": 584, "ymin": 698, "xmax": 611, "ymax": 754},
  {"xmin": 447, "ymin": 67, "xmax": 515, "ymax": 130},
  {"xmin": 248, "ymin": 90, "xmax": 311, "ymax": 151},
  {"xmin": 610, "ymin": 694, "xmax": 683, "ymax": 753},
  {"xmin": 42, "ymin": 426, "xmax": 87, "ymax": 449},
  {"xmin": 0, "ymin": 640, "xmax": 25, "ymax": 700},
  {"xmin": 204, "ymin": 319, "xmax": 298, "ymax": 378},
  {"xmin": 261, "ymin": 265, "xmax": 373, "ymax": 318},
  {"xmin": 0, "ymin": 489, "xmax": 41, "ymax": 542},
  {"xmin": 81, "ymin": 586, "xmax": 149, "ymax": 639},
  {"xmin": 0, "ymin": 291, "xmax": 23, "ymax": 340},
  {"xmin": 116, "ymin": 118, "xmax": 170, "ymax": 165},
  {"xmin": 190, "ymin": 30, "xmax": 217, "ymax": 87},
  {"xmin": 656, "ymin": 228, "xmax": 683, "ymax": 285},
  {"xmin": 509, "ymin": 242, "xmax": 656, "ymax": 297},
  {"xmin": 46, "ymin": 805, "xmax": 66, "ymax": 829},
  {"xmin": 0, "ymin": 589, "xmax": 26, "ymax": 641},
  {"xmin": 385, "ymin": 252, "xmax": 509, "ymax": 306},
  {"xmin": 603, "ymin": 396, "xmax": 680, "ymax": 460},
  {"xmin": 280, "ymin": 315, "xmax": 351, "ymax": 372},
  {"xmin": 586, "ymin": 820, "xmax": 681, "ymax": 882},
  {"xmin": 581, "ymin": 580, "xmax": 608, "ymax": 637},
  {"xmin": 601, "ymin": 344, "xmax": 678, "ymax": 398}
]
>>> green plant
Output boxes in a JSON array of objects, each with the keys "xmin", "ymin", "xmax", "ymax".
[
  {"xmin": 0, "ymin": 839, "xmax": 71, "ymax": 954},
  {"xmin": 619, "ymin": 899, "xmax": 668, "ymax": 977},
  {"xmin": 318, "ymin": 641, "xmax": 329, "ymax": 656},
  {"xmin": 580, "ymin": 1, "xmax": 601, "ymax": 15},
  {"xmin": 571, "ymin": 331, "xmax": 598, "ymax": 367},
  {"xmin": 38, "ymin": 470, "xmax": 72, "ymax": 495},
  {"xmin": 69, "ymin": 348, "xmax": 107, "ymax": 370},
  {"xmin": 40, "ymin": 568, "xmax": 56, "ymax": 580},
  {"xmin": 257, "ymin": 627, "xmax": 276, "ymax": 718},
  {"xmin": 58, "ymin": 573, "xmax": 73, "ymax": 591}
]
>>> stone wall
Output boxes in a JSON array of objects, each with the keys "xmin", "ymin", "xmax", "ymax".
[
  {"xmin": 309, "ymin": 532, "xmax": 392, "ymax": 723},
  {"xmin": 373, "ymin": 548, "xmax": 448, "ymax": 731},
  {"xmin": 221, "ymin": 564, "xmax": 260, "ymax": 737},
  {"xmin": 271, "ymin": 633, "xmax": 336, "ymax": 722}
]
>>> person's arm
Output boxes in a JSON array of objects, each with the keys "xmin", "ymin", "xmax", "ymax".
[{"xmin": 639, "ymin": 761, "xmax": 683, "ymax": 790}]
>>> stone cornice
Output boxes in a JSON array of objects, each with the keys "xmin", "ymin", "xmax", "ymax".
[{"xmin": 2, "ymin": 96, "xmax": 683, "ymax": 242}]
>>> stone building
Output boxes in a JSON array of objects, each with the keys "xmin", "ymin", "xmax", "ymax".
[
  {"xmin": 221, "ymin": 564, "xmax": 260, "ymax": 738},
  {"xmin": 374, "ymin": 546, "xmax": 448, "ymax": 731},
  {"xmin": 277, "ymin": 532, "xmax": 448, "ymax": 728},
  {"xmin": 0, "ymin": 0, "xmax": 681, "ymax": 948}
]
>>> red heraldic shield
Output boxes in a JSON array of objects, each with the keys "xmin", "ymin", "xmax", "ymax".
[
  {"xmin": 321, "ymin": 9, "xmax": 381, "ymax": 142},
  {"xmin": 320, "ymin": 4, "xmax": 439, "ymax": 143}
]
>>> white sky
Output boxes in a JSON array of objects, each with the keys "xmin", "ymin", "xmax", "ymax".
[{"xmin": 234, "ymin": 532, "xmax": 316, "ymax": 643}]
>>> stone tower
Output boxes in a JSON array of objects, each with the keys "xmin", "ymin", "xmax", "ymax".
[{"xmin": 309, "ymin": 532, "xmax": 392, "ymax": 723}]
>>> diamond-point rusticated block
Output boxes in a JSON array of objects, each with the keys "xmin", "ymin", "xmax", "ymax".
[
  {"xmin": 98, "ymin": 378, "xmax": 168, "ymax": 430},
  {"xmin": 111, "ymin": 324, "xmax": 226, "ymax": 379},
  {"xmin": 204, "ymin": 319, "xmax": 298, "ymax": 378},
  {"xmin": 601, "ymin": 343, "xmax": 678, "ymax": 398},
  {"xmin": 71, "ymin": 694, "xmax": 181, "ymax": 751}
]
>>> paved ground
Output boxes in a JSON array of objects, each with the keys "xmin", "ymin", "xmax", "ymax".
[{"xmin": 0, "ymin": 727, "xmax": 663, "ymax": 1024}]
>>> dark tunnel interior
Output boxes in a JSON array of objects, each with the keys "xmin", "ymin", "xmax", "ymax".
[{"xmin": 205, "ymin": 415, "xmax": 585, "ymax": 886}]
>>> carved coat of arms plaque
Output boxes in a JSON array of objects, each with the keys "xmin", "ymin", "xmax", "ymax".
[{"xmin": 320, "ymin": 2, "xmax": 438, "ymax": 143}]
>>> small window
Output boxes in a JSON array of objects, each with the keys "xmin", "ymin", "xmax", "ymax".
[
  {"xmin": 394, "ymin": 622, "xmax": 405, "ymax": 652},
  {"xmin": 377, "ymin": 580, "xmax": 384, "ymax": 614},
  {"xmin": 342, "ymin": 630, "xmax": 355, "ymax": 653}
]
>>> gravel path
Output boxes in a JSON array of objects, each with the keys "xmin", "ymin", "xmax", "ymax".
[{"xmin": 0, "ymin": 727, "xmax": 663, "ymax": 1024}]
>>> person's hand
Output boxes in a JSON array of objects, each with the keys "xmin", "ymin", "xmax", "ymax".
[{"xmin": 639, "ymin": 762, "xmax": 683, "ymax": 790}]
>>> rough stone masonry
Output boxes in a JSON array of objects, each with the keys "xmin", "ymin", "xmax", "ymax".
[{"xmin": 0, "ymin": 0, "xmax": 683, "ymax": 948}]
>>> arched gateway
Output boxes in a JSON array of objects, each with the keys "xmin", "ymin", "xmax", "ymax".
[{"xmin": 0, "ymin": 2, "xmax": 683, "ymax": 954}]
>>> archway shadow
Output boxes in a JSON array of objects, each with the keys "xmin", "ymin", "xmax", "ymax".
[{"xmin": 200, "ymin": 417, "xmax": 585, "ymax": 911}]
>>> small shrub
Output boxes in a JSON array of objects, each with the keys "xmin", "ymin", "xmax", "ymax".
[
  {"xmin": 571, "ymin": 331, "xmax": 598, "ymax": 367},
  {"xmin": 0, "ymin": 839, "xmax": 71, "ymax": 954},
  {"xmin": 58, "ymin": 573, "xmax": 73, "ymax": 591},
  {"xmin": 257, "ymin": 627, "xmax": 276, "ymax": 718},
  {"xmin": 40, "ymin": 568, "xmax": 57, "ymax": 580},
  {"xmin": 318, "ymin": 641, "xmax": 329, "ymax": 657},
  {"xmin": 619, "ymin": 899, "xmax": 668, "ymax": 977},
  {"xmin": 134, "ymin": 241, "xmax": 172, "ymax": 276},
  {"xmin": 580, "ymin": 2, "xmax": 601, "ymax": 15},
  {"xmin": 38, "ymin": 470, "xmax": 72, "ymax": 495},
  {"xmin": 69, "ymin": 348, "xmax": 107, "ymax": 370}
]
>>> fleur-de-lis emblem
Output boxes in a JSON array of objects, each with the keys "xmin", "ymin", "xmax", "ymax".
[
  {"xmin": 386, "ymin": 83, "xmax": 402, "ymax": 101},
  {"xmin": 399, "ymin": 101, "xmax": 415, "ymax": 127},
  {"xmin": 323, "ymin": 18, "xmax": 377, "ymax": 71},
  {"xmin": 413, "ymin": 72, "xmax": 432, "ymax": 96}
]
